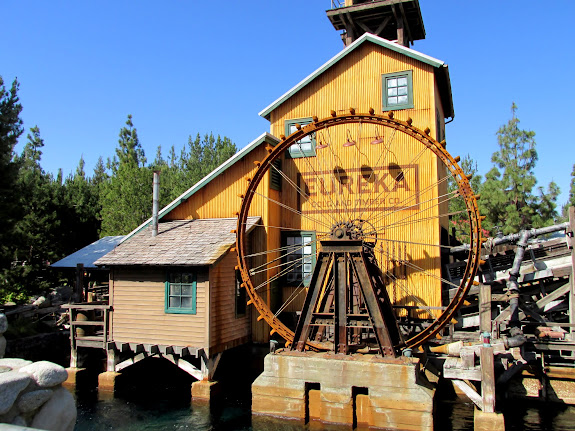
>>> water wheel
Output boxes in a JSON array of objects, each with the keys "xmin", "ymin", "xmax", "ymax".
[{"xmin": 236, "ymin": 110, "xmax": 482, "ymax": 352}]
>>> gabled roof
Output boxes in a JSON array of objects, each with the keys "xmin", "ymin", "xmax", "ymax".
[
  {"xmin": 95, "ymin": 217, "xmax": 260, "ymax": 267},
  {"xmin": 122, "ymin": 132, "xmax": 280, "ymax": 243},
  {"xmin": 51, "ymin": 236, "xmax": 124, "ymax": 269},
  {"xmin": 259, "ymin": 32, "xmax": 453, "ymax": 120}
]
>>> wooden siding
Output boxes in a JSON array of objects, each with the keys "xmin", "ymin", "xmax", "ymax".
[
  {"xmin": 163, "ymin": 145, "xmax": 271, "ymax": 222},
  {"xmin": 265, "ymin": 41, "xmax": 445, "ymax": 314},
  {"xmin": 110, "ymin": 267, "xmax": 209, "ymax": 347},
  {"xmin": 209, "ymin": 251, "xmax": 250, "ymax": 354}
]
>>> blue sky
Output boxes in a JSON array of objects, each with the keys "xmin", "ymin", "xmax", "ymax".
[{"xmin": 2, "ymin": 1, "xmax": 574, "ymax": 206}]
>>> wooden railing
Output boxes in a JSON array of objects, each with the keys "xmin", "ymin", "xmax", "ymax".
[{"xmin": 63, "ymin": 302, "xmax": 112, "ymax": 367}]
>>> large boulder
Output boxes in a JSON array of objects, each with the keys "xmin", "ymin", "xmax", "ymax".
[
  {"xmin": 0, "ymin": 359, "xmax": 33, "ymax": 370},
  {"xmin": 19, "ymin": 361, "xmax": 68, "ymax": 388},
  {"xmin": 31, "ymin": 387, "xmax": 76, "ymax": 431},
  {"xmin": 0, "ymin": 314, "xmax": 7, "ymax": 334},
  {"xmin": 0, "ymin": 371, "xmax": 31, "ymax": 414},
  {"xmin": 0, "ymin": 336, "xmax": 5, "ymax": 359},
  {"xmin": 18, "ymin": 389, "xmax": 53, "ymax": 413}
]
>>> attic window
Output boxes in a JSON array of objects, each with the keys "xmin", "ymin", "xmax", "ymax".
[
  {"xmin": 285, "ymin": 118, "xmax": 316, "ymax": 158},
  {"xmin": 382, "ymin": 70, "xmax": 413, "ymax": 111}
]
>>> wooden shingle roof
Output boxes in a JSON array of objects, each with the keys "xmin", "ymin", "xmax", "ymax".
[{"xmin": 95, "ymin": 217, "xmax": 260, "ymax": 267}]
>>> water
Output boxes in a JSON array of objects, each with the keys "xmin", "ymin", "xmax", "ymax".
[
  {"xmin": 74, "ymin": 388, "xmax": 575, "ymax": 431},
  {"xmin": 71, "ymin": 351, "xmax": 575, "ymax": 430}
]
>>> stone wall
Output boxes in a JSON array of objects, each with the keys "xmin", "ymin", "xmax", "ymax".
[{"xmin": 0, "ymin": 313, "xmax": 76, "ymax": 430}]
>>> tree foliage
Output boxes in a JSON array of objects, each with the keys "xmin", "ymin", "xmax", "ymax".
[{"xmin": 479, "ymin": 104, "xmax": 558, "ymax": 234}]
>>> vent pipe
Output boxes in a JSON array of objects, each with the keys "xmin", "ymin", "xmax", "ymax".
[{"xmin": 152, "ymin": 170, "xmax": 160, "ymax": 237}]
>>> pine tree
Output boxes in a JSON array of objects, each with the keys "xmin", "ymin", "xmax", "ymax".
[
  {"xmin": 5, "ymin": 127, "xmax": 61, "ymax": 298},
  {"xmin": 480, "ymin": 104, "xmax": 557, "ymax": 234},
  {"xmin": 448, "ymin": 155, "xmax": 483, "ymax": 242},
  {"xmin": 100, "ymin": 115, "xmax": 152, "ymax": 236},
  {"xmin": 0, "ymin": 76, "xmax": 24, "ymax": 271}
]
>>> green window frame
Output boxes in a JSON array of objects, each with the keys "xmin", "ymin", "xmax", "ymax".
[
  {"xmin": 165, "ymin": 271, "xmax": 197, "ymax": 314},
  {"xmin": 283, "ymin": 231, "xmax": 316, "ymax": 286},
  {"xmin": 285, "ymin": 118, "xmax": 316, "ymax": 158},
  {"xmin": 382, "ymin": 70, "xmax": 413, "ymax": 111}
]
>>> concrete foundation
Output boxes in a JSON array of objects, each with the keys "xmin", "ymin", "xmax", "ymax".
[
  {"xmin": 98, "ymin": 371, "xmax": 122, "ymax": 393},
  {"xmin": 252, "ymin": 350, "xmax": 435, "ymax": 430},
  {"xmin": 63, "ymin": 367, "xmax": 87, "ymax": 390},
  {"xmin": 191, "ymin": 380, "xmax": 221, "ymax": 403},
  {"xmin": 474, "ymin": 408, "xmax": 505, "ymax": 431}
]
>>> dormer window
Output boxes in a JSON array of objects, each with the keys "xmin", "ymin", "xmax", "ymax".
[{"xmin": 382, "ymin": 70, "xmax": 413, "ymax": 111}]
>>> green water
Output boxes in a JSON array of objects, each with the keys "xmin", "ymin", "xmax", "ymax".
[{"xmin": 73, "ymin": 389, "xmax": 575, "ymax": 431}]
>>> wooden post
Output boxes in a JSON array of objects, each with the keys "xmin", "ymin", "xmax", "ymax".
[
  {"xmin": 569, "ymin": 207, "xmax": 575, "ymax": 341},
  {"xmin": 75, "ymin": 263, "xmax": 84, "ymax": 303},
  {"xmin": 480, "ymin": 346, "xmax": 495, "ymax": 413},
  {"xmin": 479, "ymin": 283, "xmax": 492, "ymax": 335}
]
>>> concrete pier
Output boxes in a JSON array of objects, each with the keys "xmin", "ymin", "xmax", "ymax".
[{"xmin": 252, "ymin": 350, "xmax": 435, "ymax": 430}]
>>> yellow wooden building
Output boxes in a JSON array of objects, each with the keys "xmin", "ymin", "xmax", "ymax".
[{"xmin": 82, "ymin": 6, "xmax": 456, "ymax": 396}]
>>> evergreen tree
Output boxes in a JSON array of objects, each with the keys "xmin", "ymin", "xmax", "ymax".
[
  {"xmin": 448, "ymin": 155, "xmax": 483, "ymax": 242},
  {"xmin": 561, "ymin": 164, "xmax": 575, "ymax": 219},
  {"xmin": 4, "ymin": 127, "xmax": 61, "ymax": 298},
  {"xmin": 100, "ymin": 115, "xmax": 152, "ymax": 236},
  {"xmin": 480, "ymin": 104, "xmax": 557, "ymax": 234},
  {"xmin": 0, "ymin": 76, "xmax": 24, "ymax": 270}
]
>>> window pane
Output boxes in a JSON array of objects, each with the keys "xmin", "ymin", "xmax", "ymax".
[
  {"xmin": 287, "ymin": 237, "xmax": 295, "ymax": 245},
  {"xmin": 303, "ymin": 263, "xmax": 312, "ymax": 272},
  {"xmin": 181, "ymin": 297, "xmax": 194, "ymax": 308},
  {"xmin": 388, "ymin": 78, "xmax": 397, "ymax": 88},
  {"xmin": 398, "ymin": 87, "xmax": 408, "ymax": 96},
  {"xmin": 170, "ymin": 284, "xmax": 181, "ymax": 295},
  {"xmin": 170, "ymin": 273, "xmax": 181, "ymax": 283},
  {"xmin": 398, "ymin": 95, "xmax": 408, "ymax": 104},
  {"xmin": 388, "ymin": 96, "xmax": 398, "ymax": 105},
  {"xmin": 303, "ymin": 245, "xmax": 312, "ymax": 255},
  {"xmin": 397, "ymin": 77, "xmax": 408, "ymax": 86},
  {"xmin": 289, "ymin": 124, "xmax": 298, "ymax": 134},
  {"xmin": 388, "ymin": 88, "xmax": 397, "ymax": 96},
  {"xmin": 169, "ymin": 296, "xmax": 181, "ymax": 308},
  {"xmin": 181, "ymin": 284, "xmax": 193, "ymax": 296},
  {"xmin": 182, "ymin": 274, "xmax": 193, "ymax": 283}
]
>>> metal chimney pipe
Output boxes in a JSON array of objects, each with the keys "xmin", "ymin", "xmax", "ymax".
[{"xmin": 152, "ymin": 170, "xmax": 160, "ymax": 237}]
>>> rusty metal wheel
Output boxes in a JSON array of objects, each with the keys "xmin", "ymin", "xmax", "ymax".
[{"xmin": 236, "ymin": 110, "xmax": 482, "ymax": 350}]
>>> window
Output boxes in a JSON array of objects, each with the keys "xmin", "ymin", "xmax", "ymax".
[
  {"xmin": 285, "ymin": 118, "xmax": 316, "ymax": 158},
  {"xmin": 283, "ymin": 231, "xmax": 316, "ymax": 286},
  {"xmin": 270, "ymin": 159, "xmax": 282, "ymax": 191},
  {"xmin": 165, "ymin": 271, "xmax": 196, "ymax": 314},
  {"xmin": 235, "ymin": 269, "xmax": 246, "ymax": 317},
  {"xmin": 382, "ymin": 70, "xmax": 413, "ymax": 111}
]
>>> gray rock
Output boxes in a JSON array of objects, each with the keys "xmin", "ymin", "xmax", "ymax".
[
  {"xmin": 32, "ymin": 296, "xmax": 51, "ymax": 308},
  {"xmin": 19, "ymin": 361, "xmax": 68, "ymax": 388},
  {"xmin": 0, "ymin": 371, "xmax": 31, "ymax": 414},
  {"xmin": 0, "ymin": 358, "xmax": 33, "ymax": 370},
  {"xmin": 0, "ymin": 336, "xmax": 5, "ymax": 359},
  {"xmin": 18, "ymin": 389, "xmax": 53, "ymax": 413},
  {"xmin": 11, "ymin": 415, "xmax": 28, "ymax": 427},
  {"xmin": 31, "ymin": 387, "xmax": 76, "ymax": 431},
  {"xmin": 0, "ymin": 313, "xmax": 7, "ymax": 334}
]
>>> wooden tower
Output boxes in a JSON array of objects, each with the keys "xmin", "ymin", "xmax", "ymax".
[{"xmin": 327, "ymin": 0, "xmax": 426, "ymax": 47}]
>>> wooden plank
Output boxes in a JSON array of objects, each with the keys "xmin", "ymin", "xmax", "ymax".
[
  {"xmin": 444, "ymin": 366, "xmax": 481, "ymax": 381},
  {"xmin": 480, "ymin": 346, "xmax": 495, "ymax": 413},
  {"xmin": 479, "ymin": 283, "xmax": 491, "ymax": 334},
  {"xmin": 452, "ymin": 380, "xmax": 483, "ymax": 410}
]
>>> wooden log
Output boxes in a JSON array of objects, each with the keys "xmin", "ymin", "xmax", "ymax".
[
  {"xmin": 479, "ymin": 283, "xmax": 491, "ymax": 334},
  {"xmin": 453, "ymin": 380, "xmax": 483, "ymax": 410},
  {"xmin": 480, "ymin": 346, "xmax": 495, "ymax": 413}
]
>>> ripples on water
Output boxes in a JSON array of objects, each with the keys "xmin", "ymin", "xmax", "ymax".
[
  {"xmin": 72, "ymin": 354, "xmax": 575, "ymax": 430},
  {"xmin": 75, "ymin": 391, "xmax": 575, "ymax": 431}
]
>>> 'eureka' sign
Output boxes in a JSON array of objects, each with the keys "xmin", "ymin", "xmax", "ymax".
[{"xmin": 297, "ymin": 165, "xmax": 420, "ymax": 215}]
